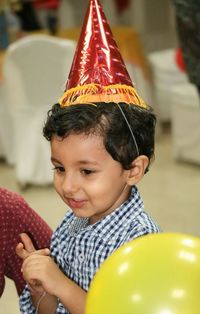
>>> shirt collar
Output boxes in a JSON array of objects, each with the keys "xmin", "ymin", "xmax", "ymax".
[{"xmin": 68, "ymin": 186, "xmax": 143, "ymax": 237}]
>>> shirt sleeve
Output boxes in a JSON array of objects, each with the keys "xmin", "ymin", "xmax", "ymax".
[
  {"xmin": 19, "ymin": 285, "xmax": 37, "ymax": 314},
  {"xmin": 127, "ymin": 211, "xmax": 161, "ymax": 242}
]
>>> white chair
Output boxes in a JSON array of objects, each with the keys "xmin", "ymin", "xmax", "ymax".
[
  {"xmin": 1, "ymin": 34, "xmax": 76, "ymax": 186},
  {"xmin": 0, "ymin": 83, "xmax": 14, "ymax": 163},
  {"xmin": 148, "ymin": 49, "xmax": 188, "ymax": 122},
  {"xmin": 170, "ymin": 82, "xmax": 200, "ymax": 165}
]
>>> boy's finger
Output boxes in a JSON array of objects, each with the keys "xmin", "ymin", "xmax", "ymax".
[
  {"xmin": 20, "ymin": 233, "xmax": 36, "ymax": 252},
  {"xmin": 16, "ymin": 243, "xmax": 30, "ymax": 259}
]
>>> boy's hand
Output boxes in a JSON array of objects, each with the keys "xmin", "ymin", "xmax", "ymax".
[
  {"xmin": 16, "ymin": 233, "xmax": 50, "ymax": 260},
  {"xmin": 16, "ymin": 233, "xmax": 50, "ymax": 293},
  {"xmin": 21, "ymin": 254, "xmax": 65, "ymax": 296}
]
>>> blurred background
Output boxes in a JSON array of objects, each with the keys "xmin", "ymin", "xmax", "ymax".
[{"xmin": 0, "ymin": 0, "xmax": 200, "ymax": 313}]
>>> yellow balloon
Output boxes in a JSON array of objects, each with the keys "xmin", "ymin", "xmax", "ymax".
[{"xmin": 86, "ymin": 233, "xmax": 200, "ymax": 314}]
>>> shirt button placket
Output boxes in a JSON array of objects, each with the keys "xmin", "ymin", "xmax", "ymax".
[{"xmin": 78, "ymin": 252, "xmax": 85, "ymax": 263}]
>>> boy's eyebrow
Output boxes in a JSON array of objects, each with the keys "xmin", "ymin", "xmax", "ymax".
[
  {"xmin": 51, "ymin": 157, "xmax": 99, "ymax": 166},
  {"xmin": 51, "ymin": 157, "xmax": 61, "ymax": 164},
  {"xmin": 78, "ymin": 160, "xmax": 99, "ymax": 166}
]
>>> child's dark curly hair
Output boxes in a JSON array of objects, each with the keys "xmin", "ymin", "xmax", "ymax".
[{"xmin": 43, "ymin": 102, "xmax": 156, "ymax": 171}]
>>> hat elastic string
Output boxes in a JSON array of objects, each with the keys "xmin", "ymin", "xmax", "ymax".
[{"xmin": 116, "ymin": 103, "xmax": 139, "ymax": 157}]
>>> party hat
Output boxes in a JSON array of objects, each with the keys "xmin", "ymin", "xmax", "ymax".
[{"xmin": 59, "ymin": 0, "xmax": 147, "ymax": 109}]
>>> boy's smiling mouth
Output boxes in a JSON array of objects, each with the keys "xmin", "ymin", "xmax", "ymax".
[{"xmin": 67, "ymin": 198, "xmax": 87, "ymax": 209}]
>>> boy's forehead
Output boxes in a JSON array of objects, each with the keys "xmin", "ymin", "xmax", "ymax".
[
  {"xmin": 51, "ymin": 132, "xmax": 105, "ymax": 151},
  {"xmin": 50, "ymin": 132, "xmax": 114, "ymax": 164}
]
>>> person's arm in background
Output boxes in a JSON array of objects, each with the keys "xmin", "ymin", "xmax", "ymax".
[{"xmin": 0, "ymin": 187, "xmax": 52, "ymax": 297}]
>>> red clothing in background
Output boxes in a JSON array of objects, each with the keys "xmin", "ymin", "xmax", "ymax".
[
  {"xmin": 114, "ymin": 0, "xmax": 131, "ymax": 13},
  {"xmin": 0, "ymin": 187, "xmax": 52, "ymax": 297},
  {"xmin": 33, "ymin": 0, "xmax": 60, "ymax": 10}
]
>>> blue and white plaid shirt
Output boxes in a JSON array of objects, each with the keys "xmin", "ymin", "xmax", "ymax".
[{"xmin": 19, "ymin": 186, "xmax": 160, "ymax": 313}]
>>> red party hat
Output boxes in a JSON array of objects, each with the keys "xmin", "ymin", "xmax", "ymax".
[{"xmin": 59, "ymin": 0, "xmax": 147, "ymax": 108}]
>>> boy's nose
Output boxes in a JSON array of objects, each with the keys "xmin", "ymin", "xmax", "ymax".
[{"xmin": 62, "ymin": 174, "xmax": 79, "ymax": 195}]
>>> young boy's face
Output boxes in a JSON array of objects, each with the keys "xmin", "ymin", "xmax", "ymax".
[{"xmin": 51, "ymin": 133, "xmax": 131, "ymax": 224}]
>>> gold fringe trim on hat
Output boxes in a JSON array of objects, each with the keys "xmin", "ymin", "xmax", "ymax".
[{"xmin": 59, "ymin": 83, "xmax": 148, "ymax": 109}]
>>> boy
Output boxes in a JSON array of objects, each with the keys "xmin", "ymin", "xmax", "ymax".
[{"xmin": 17, "ymin": 0, "xmax": 160, "ymax": 313}]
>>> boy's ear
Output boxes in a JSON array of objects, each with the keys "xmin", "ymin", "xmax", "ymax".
[{"xmin": 126, "ymin": 155, "xmax": 149, "ymax": 186}]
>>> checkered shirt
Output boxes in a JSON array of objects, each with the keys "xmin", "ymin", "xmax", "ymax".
[{"xmin": 19, "ymin": 186, "xmax": 160, "ymax": 313}]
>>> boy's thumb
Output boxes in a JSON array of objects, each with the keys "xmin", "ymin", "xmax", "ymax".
[{"xmin": 16, "ymin": 242, "xmax": 29, "ymax": 260}]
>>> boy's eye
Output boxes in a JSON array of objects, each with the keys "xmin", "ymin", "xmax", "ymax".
[
  {"xmin": 52, "ymin": 166, "xmax": 65, "ymax": 173},
  {"xmin": 81, "ymin": 169, "xmax": 94, "ymax": 175}
]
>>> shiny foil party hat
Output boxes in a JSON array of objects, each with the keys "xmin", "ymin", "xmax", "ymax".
[{"xmin": 59, "ymin": 0, "xmax": 147, "ymax": 108}]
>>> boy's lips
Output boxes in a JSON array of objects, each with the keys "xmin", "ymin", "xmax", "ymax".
[{"xmin": 67, "ymin": 198, "xmax": 86, "ymax": 209}]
